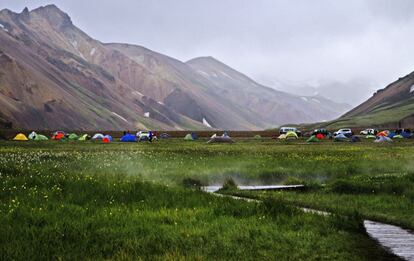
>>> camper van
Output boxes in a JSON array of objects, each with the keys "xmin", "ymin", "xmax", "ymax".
[{"xmin": 279, "ymin": 127, "xmax": 301, "ymax": 136}]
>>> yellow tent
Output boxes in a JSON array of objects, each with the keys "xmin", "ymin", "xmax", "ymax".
[
  {"xmin": 13, "ymin": 133, "xmax": 29, "ymax": 141},
  {"xmin": 285, "ymin": 131, "xmax": 299, "ymax": 139}
]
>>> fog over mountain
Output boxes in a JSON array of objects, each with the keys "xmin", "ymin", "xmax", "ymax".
[{"xmin": 3, "ymin": 0, "xmax": 414, "ymax": 106}]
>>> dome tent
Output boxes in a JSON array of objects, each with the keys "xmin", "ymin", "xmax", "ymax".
[
  {"xmin": 68, "ymin": 133, "xmax": 79, "ymax": 140},
  {"xmin": 392, "ymin": 134, "xmax": 404, "ymax": 139},
  {"xmin": 184, "ymin": 134, "xmax": 194, "ymax": 141},
  {"xmin": 316, "ymin": 133, "xmax": 325, "ymax": 140},
  {"xmin": 34, "ymin": 134, "xmax": 48, "ymax": 141},
  {"xmin": 103, "ymin": 135, "xmax": 113, "ymax": 143},
  {"xmin": 254, "ymin": 135, "xmax": 262, "ymax": 140},
  {"xmin": 13, "ymin": 133, "xmax": 28, "ymax": 141},
  {"xmin": 79, "ymin": 134, "xmax": 90, "ymax": 141},
  {"xmin": 350, "ymin": 136, "xmax": 361, "ymax": 143},
  {"xmin": 334, "ymin": 133, "xmax": 348, "ymax": 142},
  {"xmin": 285, "ymin": 131, "xmax": 299, "ymax": 140},
  {"xmin": 366, "ymin": 135, "xmax": 376, "ymax": 139},
  {"xmin": 92, "ymin": 133, "xmax": 104, "ymax": 140},
  {"xmin": 28, "ymin": 131, "xmax": 37, "ymax": 140},
  {"xmin": 374, "ymin": 136, "xmax": 392, "ymax": 143},
  {"xmin": 120, "ymin": 133, "xmax": 137, "ymax": 142},
  {"xmin": 307, "ymin": 135, "xmax": 321, "ymax": 142},
  {"xmin": 278, "ymin": 134, "xmax": 287, "ymax": 139}
]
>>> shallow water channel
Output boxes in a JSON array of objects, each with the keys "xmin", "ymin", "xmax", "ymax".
[{"xmin": 202, "ymin": 185, "xmax": 414, "ymax": 261}]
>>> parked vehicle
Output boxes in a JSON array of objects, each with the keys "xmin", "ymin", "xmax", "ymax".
[
  {"xmin": 334, "ymin": 128, "xmax": 353, "ymax": 137},
  {"xmin": 136, "ymin": 131, "xmax": 153, "ymax": 141},
  {"xmin": 279, "ymin": 127, "xmax": 301, "ymax": 136},
  {"xmin": 360, "ymin": 129, "xmax": 377, "ymax": 135}
]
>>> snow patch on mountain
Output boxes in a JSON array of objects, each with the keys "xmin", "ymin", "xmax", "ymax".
[
  {"xmin": 90, "ymin": 48, "xmax": 96, "ymax": 56},
  {"xmin": 203, "ymin": 118, "xmax": 212, "ymax": 128},
  {"xmin": 197, "ymin": 70, "xmax": 209, "ymax": 77},
  {"xmin": 0, "ymin": 24, "xmax": 8, "ymax": 32},
  {"xmin": 312, "ymin": 98, "xmax": 321, "ymax": 104},
  {"xmin": 132, "ymin": 91, "xmax": 144, "ymax": 97},
  {"xmin": 301, "ymin": 97, "xmax": 308, "ymax": 102},
  {"xmin": 111, "ymin": 112, "xmax": 128, "ymax": 123},
  {"xmin": 410, "ymin": 84, "xmax": 414, "ymax": 93},
  {"xmin": 144, "ymin": 112, "xmax": 150, "ymax": 118}
]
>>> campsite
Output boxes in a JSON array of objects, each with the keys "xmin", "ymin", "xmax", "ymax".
[
  {"xmin": 1, "ymin": 133, "xmax": 413, "ymax": 260},
  {"xmin": 2, "ymin": 1, "xmax": 414, "ymax": 260}
]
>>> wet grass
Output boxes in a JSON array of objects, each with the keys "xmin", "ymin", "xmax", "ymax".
[{"xmin": 1, "ymin": 138, "xmax": 412, "ymax": 260}]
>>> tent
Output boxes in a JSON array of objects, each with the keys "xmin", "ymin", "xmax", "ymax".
[
  {"xmin": 68, "ymin": 133, "xmax": 79, "ymax": 140},
  {"xmin": 103, "ymin": 135, "xmax": 113, "ymax": 143},
  {"xmin": 120, "ymin": 133, "xmax": 137, "ymax": 142},
  {"xmin": 207, "ymin": 136, "xmax": 234, "ymax": 143},
  {"xmin": 278, "ymin": 134, "xmax": 287, "ymax": 139},
  {"xmin": 191, "ymin": 133, "xmax": 198, "ymax": 140},
  {"xmin": 307, "ymin": 135, "xmax": 321, "ymax": 142},
  {"xmin": 13, "ymin": 133, "xmax": 29, "ymax": 141},
  {"xmin": 254, "ymin": 135, "xmax": 262, "ymax": 140},
  {"xmin": 211, "ymin": 134, "xmax": 217, "ymax": 139},
  {"xmin": 377, "ymin": 131, "xmax": 389, "ymax": 137},
  {"xmin": 401, "ymin": 131, "xmax": 411, "ymax": 139},
  {"xmin": 388, "ymin": 132, "xmax": 396, "ymax": 139},
  {"xmin": 366, "ymin": 135, "xmax": 376, "ymax": 139},
  {"xmin": 92, "ymin": 133, "xmax": 104, "ymax": 140},
  {"xmin": 184, "ymin": 134, "xmax": 194, "ymax": 141},
  {"xmin": 374, "ymin": 136, "xmax": 392, "ymax": 143},
  {"xmin": 316, "ymin": 133, "xmax": 325, "ymax": 140},
  {"xmin": 334, "ymin": 133, "xmax": 348, "ymax": 142},
  {"xmin": 350, "ymin": 136, "xmax": 361, "ymax": 143},
  {"xmin": 28, "ymin": 131, "xmax": 37, "ymax": 140},
  {"xmin": 34, "ymin": 134, "xmax": 48, "ymax": 141},
  {"xmin": 160, "ymin": 133, "xmax": 170, "ymax": 139},
  {"xmin": 285, "ymin": 131, "xmax": 299, "ymax": 140},
  {"xmin": 52, "ymin": 131, "xmax": 65, "ymax": 140},
  {"xmin": 78, "ymin": 134, "xmax": 90, "ymax": 141},
  {"xmin": 393, "ymin": 134, "xmax": 404, "ymax": 139}
]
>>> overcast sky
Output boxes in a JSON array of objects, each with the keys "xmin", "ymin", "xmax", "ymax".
[{"xmin": 2, "ymin": 0, "xmax": 414, "ymax": 105}]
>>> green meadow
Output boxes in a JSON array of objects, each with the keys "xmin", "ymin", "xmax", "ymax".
[{"xmin": 1, "ymin": 138, "xmax": 412, "ymax": 260}]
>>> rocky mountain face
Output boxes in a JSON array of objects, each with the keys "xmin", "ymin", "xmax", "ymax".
[{"xmin": 0, "ymin": 5, "xmax": 349, "ymax": 130}]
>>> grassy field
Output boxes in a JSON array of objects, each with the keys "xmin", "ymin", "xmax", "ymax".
[{"xmin": 1, "ymin": 138, "xmax": 412, "ymax": 260}]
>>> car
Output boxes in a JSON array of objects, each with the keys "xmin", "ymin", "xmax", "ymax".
[
  {"xmin": 334, "ymin": 128, "xmax": 353, "ymax": 137},
  {"xmin": 360, "ymin": 129, "xmax": 377, "ymax": 135},
  {"xmin": 136, "ymin": 131, "xmax": 153, "ymax": 141},
  {"xmin": 279, "ymin": 127, "xmax": 301, "ymax": 136}
]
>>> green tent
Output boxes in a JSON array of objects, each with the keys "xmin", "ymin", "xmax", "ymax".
[
  {"xmin": 366, "ymin": 135, "xmax": 376, "ymax": 139},
  {"xmin": 254, "ymin": 135, "xmax": 262, "ymax": 140},
  {"xmin": 34, "ymin": 134, "xmax": 48, "ymax": 141},
  {"xmin": 78, "ymin": 134, "xmax": 89, "ymax": 141},
  {"xmin": 393, "ymin": 134, "xmax": 404, "ymax": 139},
  {"xmin": 68, "ymin": 133, "xmax": 79, "ymax": 140},
  {"xmin": 184, "ymin": 134, "xmax": 194, "ymax": 141},
  {"xmin": 307, "ymin": 135, "xmax": 321, "ymax": 142}
]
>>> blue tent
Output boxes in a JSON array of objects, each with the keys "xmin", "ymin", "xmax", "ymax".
[
  {"xmin": 401, "ymin": 131, "xmax": 411, "ymax": 138},
  {"xmin": 120, "ymin": 134, "xmax": 137, "ymax": 142},
  {"xmin": 191, "ymin": 132, "xmax": 198, "ymax": 140},
  {"xmin": 388, "ymin": 132, "xmax": 396, "ymax": 139}
]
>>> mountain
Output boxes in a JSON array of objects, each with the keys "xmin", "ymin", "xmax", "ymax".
[
  {"xmin": 0, "ymin": 5, "xmax": 349, "ymax": 130},
  {"xmin": 318, "ymin": 72, "xmax": 414, "ymax": 129},
  {"xmin": 186, "ymin": 57, "xmax": 351, "ymax": 125}
]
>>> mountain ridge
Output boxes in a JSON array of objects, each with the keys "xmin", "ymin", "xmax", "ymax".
[{"xmin": 0, "ymin": 5, "xmax": 349, "ymax": 130}]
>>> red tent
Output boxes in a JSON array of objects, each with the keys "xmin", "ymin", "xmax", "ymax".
[
  {"xmin": 316, "ymin": 133, "xmax": 325, "ymax": 140},
  {"xmin": 102, "ymin": 137, "xmax": 111, "ymax": 143},
  {"xmin": 52, "ymin": 133, "xmax": 65, "ymax": 140}
]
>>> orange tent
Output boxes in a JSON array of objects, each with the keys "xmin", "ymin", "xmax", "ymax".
[{"xmin": 377, "ymin": 131, "xmax": 389, "ymax": 137}]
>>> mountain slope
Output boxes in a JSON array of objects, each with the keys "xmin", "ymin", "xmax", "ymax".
[
  {"xmin": 187, "ymin": 57, "xmax": 350, "ymax": 126},
  {"xmin": 319, "ymin": 72, "xmax": 414, "ymax": 129},
  {"xmin": 0, "ymin": 5, "xmax": 350, "ymax": 130}
]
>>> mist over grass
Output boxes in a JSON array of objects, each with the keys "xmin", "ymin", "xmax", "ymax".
[{"xmin": 0, "ymin": 139, "xmax": 411, "ymax": 259}]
